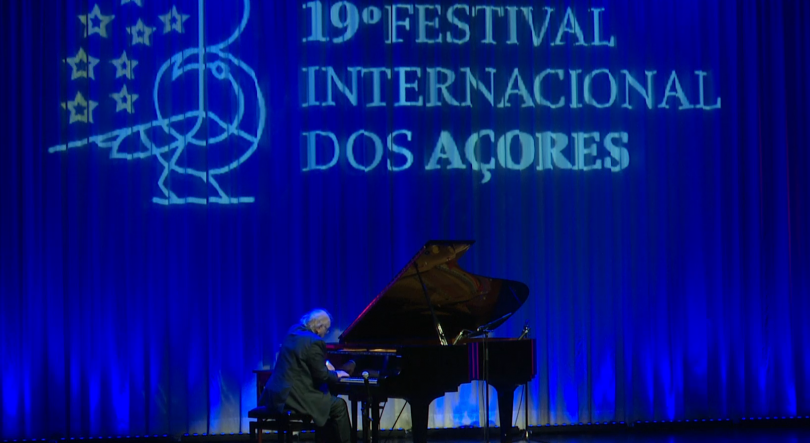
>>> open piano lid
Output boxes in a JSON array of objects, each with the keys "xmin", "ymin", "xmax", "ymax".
[{"xmin": 339, "ymin": 241, "xmax": 529, "ymax": 345}]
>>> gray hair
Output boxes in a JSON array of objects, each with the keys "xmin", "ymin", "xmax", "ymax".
[{"xmin": 300, "ymin": 309, "xmax": 332, "ymax": 333}]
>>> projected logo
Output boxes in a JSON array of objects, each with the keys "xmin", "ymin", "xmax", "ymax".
[{"xmin": 48, "ymin": 0, "xmax": 266, "ymax": 205}]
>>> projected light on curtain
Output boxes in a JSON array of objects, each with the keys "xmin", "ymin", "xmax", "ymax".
[
  {"xmin": 1, "ymin": 0, "xmax": 808, "ymax": 440},
  {"xmin": 298, "ymin": 3, "xmax": 720, "ymax": 182},
  {"xmin": 49, "ymin": 0, "xmax": 264, "ymax": 205}
]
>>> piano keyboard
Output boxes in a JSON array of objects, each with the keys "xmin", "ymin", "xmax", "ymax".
[{"xmin": 339, "ymin": 377, "xmax": 379, "ymax": 385}]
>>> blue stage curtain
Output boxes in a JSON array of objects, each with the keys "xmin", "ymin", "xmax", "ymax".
[{"xmin": 1, "ymin": 0, "xmax": 808, "ymax": 438}]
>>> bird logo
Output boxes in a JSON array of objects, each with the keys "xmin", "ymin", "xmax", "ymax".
[{"xmin": 49, "ymin": 0, "xmax": 266, "ymax": 205}]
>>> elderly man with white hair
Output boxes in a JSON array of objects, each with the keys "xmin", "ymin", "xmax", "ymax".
[{"xmin": 259, "ymin": 309, "xmax": 350, "ymax": 443}]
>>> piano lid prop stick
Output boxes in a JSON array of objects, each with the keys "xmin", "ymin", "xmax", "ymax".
[{"xmin": 413, "ymin": 260, "xmax": 449, "ymax": 345}]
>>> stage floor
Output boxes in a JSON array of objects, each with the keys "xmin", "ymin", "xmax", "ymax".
[{"xmin": 374, "ymin": 428, "xmax": 810, "ymax": 443}]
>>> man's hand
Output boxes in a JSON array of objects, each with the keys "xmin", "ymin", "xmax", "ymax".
[
  {"xmin": 336, "ymin": 370, "xmax": 350, "ymax": 378},
  {"xmin": 326, "ymin": 361, "xmax": 335, "ymax": 371}
]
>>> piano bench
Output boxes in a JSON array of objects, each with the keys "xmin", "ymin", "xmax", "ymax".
[{"xmin": 248, "ymin": 407, "xmax": 317, "ymax": 443}]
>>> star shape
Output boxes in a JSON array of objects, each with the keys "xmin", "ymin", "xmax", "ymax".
[
  {"xmin": 126, "ymin": 19, "xmax": 156, "ymax": 46},
  {"xmin": 78, "ymin": 5, "xmax": 115, "ymax": 38},
  {"xmin": 159, "ymin": 5, "xmax": 190, "ymax": 34},
  {"xmin": 110, "ymin": 84, "xmax": 139, "ymax": 114},
  {"xmin": 110, "ymin": 50, "xmax": 139, "ymax": 79},
  {"xmin": 61, "ymin": 91, "xmax": 98, "ymax": 124},
  {"xmin": 121, "ymin": 0, "xmax": 143, "ymax": 6},
  {"xmin": 64, "ymin": 47, "xmax": 100, "ymax": 80}
]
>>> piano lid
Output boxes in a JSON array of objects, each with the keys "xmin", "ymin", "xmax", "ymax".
[{"xmin": 339, "ymin": 241, "xmax": 529, "ymax": 345}]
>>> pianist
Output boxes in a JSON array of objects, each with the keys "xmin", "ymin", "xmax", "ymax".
[{"xmin": 259, "ymin": 309, "xmax": 351, "ymax": 443}]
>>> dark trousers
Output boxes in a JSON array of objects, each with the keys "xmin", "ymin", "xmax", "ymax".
[{"xmin": 317, "ymin": 396, "xmax": 350, "ymax": 443}]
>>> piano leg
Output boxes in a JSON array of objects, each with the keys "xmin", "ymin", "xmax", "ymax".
[
  {"xmin": 492, "ymin": 383, "xmax": 517, "ymax": 443},
  {"xmin": 408, "ymin": 397, "xmax": 432, "ymax": 443}
]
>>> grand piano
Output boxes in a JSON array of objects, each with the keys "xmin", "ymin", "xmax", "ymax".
[{"xmin": 326, "ymin": 240, "xmax": 536, "ymax": 443}]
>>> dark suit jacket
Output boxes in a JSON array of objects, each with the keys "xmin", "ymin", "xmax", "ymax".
[{"xmin": 259, "ymin": 324, "xmax": 339, "ymax": 427}]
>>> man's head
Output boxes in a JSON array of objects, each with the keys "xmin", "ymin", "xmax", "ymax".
[{"xmin": 300, "ymin": 309, "xmax": 332, "ymax": 338}]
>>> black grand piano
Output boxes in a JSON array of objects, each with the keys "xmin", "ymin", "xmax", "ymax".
[{"xmin": 326, "ymin": 240, "xmax": 536, "ymax": 443}]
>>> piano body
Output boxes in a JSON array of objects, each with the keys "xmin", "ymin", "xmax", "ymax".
[{"xmin": 326, "ymin": 241, "xmax": 536, "ymax": 443}]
